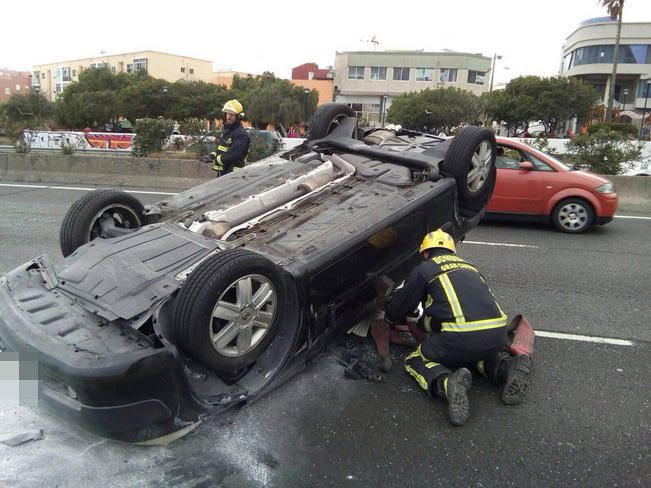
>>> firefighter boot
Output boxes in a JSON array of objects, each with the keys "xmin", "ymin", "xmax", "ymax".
[
  {"xmin": 501, "ymin": 355, "xmax": 532, "ymax": 405},
  {"xmin": 443, "ymin": 368, "xmax": 472, "ymax": 426}
]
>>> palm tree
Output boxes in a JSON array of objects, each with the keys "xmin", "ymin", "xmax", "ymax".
[{"xmin": 600, "ymin": 0, "xmax": 624, "ymax": 122}]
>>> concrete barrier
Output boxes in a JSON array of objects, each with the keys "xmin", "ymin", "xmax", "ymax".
[
  {"xmin": 1, "ymin": 153, "xmax": 211, "ymax": 190},
  {"xmin": 1, "ymin": 152, "xmax": 649, "ymax": 212},
  {"xmin": 609, "ymin": 175, "xmax": 651, "ymax": 212}
]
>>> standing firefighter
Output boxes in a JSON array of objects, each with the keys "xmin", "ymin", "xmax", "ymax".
[
  {"xmin": 385, "ymin": 229, "xmax": 532, "ymax": 426},
  {"xmin": 210, "ymin": 99, "xmax": 250, "ymax": 176}
]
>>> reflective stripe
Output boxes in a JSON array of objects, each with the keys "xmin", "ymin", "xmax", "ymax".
[
  {"xmin": 476, "ymin": 360, "xmax": 486, "ymax": 377},
  {"xmin": 423, "ymin": 315, "xmax": 432, "ymax": 333},
  {"xmin": 424, "ymin": 361, "xmax": 440, "ymax": 369},
  {"xmin": 217, "ymin": 145, "xmax": 229, "ymax": 152},
  {"xmin": 405, "ymin": 365, "xmax": 429, "ymax": 391},
  {"xmin": 423, "ymin": 295, "xmax": 433, "ymax": 332},
  {"xmin": 441, "ymin": 315, "xmax": 507, "ymax": 332},
  {"xmin": 405, "ymin": 345, "xmax": 429, "ymax": 390},
  {"xmin": 439, "ymin": 274, "xmax": 465, "ymax": 323}
]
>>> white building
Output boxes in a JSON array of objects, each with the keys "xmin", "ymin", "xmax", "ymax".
[
  {"xmin": 561, "ymin": 17, "xmax": 651, "ymax": 119},
  {"xmin": 334, "ymin": 50, "xmax": 491, "ymax": 125}
]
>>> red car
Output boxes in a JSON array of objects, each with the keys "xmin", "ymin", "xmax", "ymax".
[{"xmin": 486, "ymin": 137, "xmax": 618, "ymax": 233}]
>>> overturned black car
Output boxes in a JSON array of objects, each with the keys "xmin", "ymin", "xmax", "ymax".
[{"xmin": 0, "ymin": 104, "xmax": 497, "ymax": 443}]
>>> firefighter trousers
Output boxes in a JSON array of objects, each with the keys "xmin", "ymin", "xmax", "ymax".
[{"xmin": 404, "ymin": 334, "xmax": 507, "ymax": 398}]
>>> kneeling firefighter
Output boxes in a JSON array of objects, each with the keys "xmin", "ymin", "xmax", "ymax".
[
  {"xmin": 209, "ymin": 99, "xmax": 251, "ymax": 176},
  {"xmin": 385, "ymin": 229, "xmax": 532, "ymax": 426}
]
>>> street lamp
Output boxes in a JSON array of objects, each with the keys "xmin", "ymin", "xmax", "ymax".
[
  {"xmin": 622, "ymin": 88, "xmax": 629, "ymax": 113},
  {"xmin": 489, "ymin": 54, "xmax": 502, "ymax": 92},
  {"xmin": 640, "ymin": 79, "xmax": 651, "ymax": 139}
]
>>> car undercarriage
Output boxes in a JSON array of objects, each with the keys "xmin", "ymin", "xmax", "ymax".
[{"xmin": 0, "ymin": 104, "xmax": 497, "ymax": 442}]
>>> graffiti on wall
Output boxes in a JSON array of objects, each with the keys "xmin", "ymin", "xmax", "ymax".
[{"xmin": 23, "ymin": 131, "xmax": 134, "ymax": 152}]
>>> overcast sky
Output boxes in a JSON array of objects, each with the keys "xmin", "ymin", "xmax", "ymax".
[{"xmin": 2, "ymin": 0, "xmax": 651, "ymax": 84}]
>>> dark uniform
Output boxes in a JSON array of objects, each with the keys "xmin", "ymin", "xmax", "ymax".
[
  {"xmin": 385, "ymin": 248, "xmax": 508, "ymax": 398},
  {"xmin": 211, "ymin": 121, "xmax": 250, "ymax": 176}
]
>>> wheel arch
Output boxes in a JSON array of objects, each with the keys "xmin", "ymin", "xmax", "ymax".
[{"xmin": 546, "ymin": 189, "xmax": 600, "ymax": 217}]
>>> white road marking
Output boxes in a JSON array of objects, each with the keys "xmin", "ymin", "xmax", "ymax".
[
  {"xmin": 615, "ymin": 215, "xmax": 651, "ymax": 220},
  {"xmin": 463, "ymin": 240, "xmax": 539, "ymax": 249},
  {"xmin": 0, "ymin": 183, "xmax": 177, "ymax": 196},
  {"xmin": 536, "ymin": 330, "xmax": 635, "ymax": 346}
]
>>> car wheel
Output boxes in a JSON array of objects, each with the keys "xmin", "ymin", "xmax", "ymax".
[
  {"xmin": 307, "ymin": 103, "xmax": 356, "ymax": 141},
  {"xmin": 60, "ymin": 189, "xmax": 145, "ymax": 257},
  {"xmin": 441, "ymin": 127, "xmax": 497, "ymax": 212},
  {"xmin": 552, "ymin": 198, "xmax": 594, "ymax": 233},
  {"xmin": 173, "ymin": 249, "xmax": 290, "ymax": 374}
]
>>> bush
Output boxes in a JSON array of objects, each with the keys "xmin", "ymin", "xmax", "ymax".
[
  {"xmin": 178, "ymin": 118, "xmax": 206, "ymax": 137},
  {"xmin": 132, "ymin": 118, "xmax": 175, "ymax": 157},
  {"xmin": 565, "ymin": 129, "xmax": 643, "ymax": 175},
  {"xmin": 61, "ymin": 143, "xmax": 75, "ymax": 155},
  {"xmin": 588, "ymin": 122, "xmax": 638, "ymax": 138}
]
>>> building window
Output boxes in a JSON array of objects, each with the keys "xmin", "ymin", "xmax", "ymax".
[
  {"xmin": 468, "ymin": 70, "xmax": 485, "ymax": 85},
  {"xmin": 440, "ymin": 68, "xmax": 458, "ymax": 82},
  {"xmin": 41, "ymin": 73, "xmax": 45, "ymax": 79},
  {"xmin": 181, "ymin": 67, "xmax": 186, "ymax": 73},
  {"xmin": 415, "ymin": 68, "xmax": 433, "ymax": 82},
  {"xmin": 639, "ymin": 80, "xmax": 651, "ymax": 98},
  {"xmin": 72, "ymin": 69, "xmax": 76, "ymax": 77},
  {"xmin": 393, "ymin": 67, "xmax": 410, "ymax": 81},
  {"xmin": 348, "ymin": 66, "xmax": 364, "ymax": 80},
  {"xmin": 189, "ymin": 68, "xmax": 194, "ymax": 74},
  {"xmin": 4, "ymin": 88, "xmax": 10, "ymax": 95},
  {"xmin": 16, "ymin": 84, "xmax": 21, "ymax": 91},
  {"xmin": 127, "ymin": 64, "xmax": 133, "ymax": 73},
  {"xmin": 568, "ymin": 44, "xmax": 651, "ymax": 69},
  {"xmin": 370, "ymin": 67, "xmax": 387, "ymax": 81},
  {"xmin": 133, "ymin": 58, "xmax": 148, "ymax": 73}
]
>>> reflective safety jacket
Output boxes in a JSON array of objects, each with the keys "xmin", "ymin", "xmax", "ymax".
[
  {"xmin": 385, "ymin": 249, "xmax": 507, "ymax": 351},
  {"xmin": 211, "ymin": 121, "xmax": 251, "ymax": 174}
]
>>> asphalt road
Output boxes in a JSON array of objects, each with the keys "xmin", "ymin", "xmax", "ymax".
[{"xmin": 0, "ymin": 182, "xmax": 649, "ymax": 488}]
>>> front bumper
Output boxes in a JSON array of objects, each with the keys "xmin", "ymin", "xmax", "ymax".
[{"xmin": 0, "ymin": 276, "xmax": 204, "ymax": 443}]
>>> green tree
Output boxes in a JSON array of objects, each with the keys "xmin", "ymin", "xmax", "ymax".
[
  {"xmin": 387, "ymin": 87, "xmax": 478, "ymax": 131},
  {"xmin": 55, "ymin": 67, "xmax": 130, "ymax": 129},
  {"xmin": 165, "ymin": 81, "xmax": 230, "ymax": 121},
  {"xmin": 2, "ymin": 92, "xmax": 53, "ymax": 134},
  {"xmin": 119, "ymin": 76, "xmax": 171, "ymax": 122},
  {"xmin": 485, "ymin": 76, "xmax": 597, "ymax": 135},
  {"xmin": 231, "ymin": 72, "xmax": 317, "ymax": 129}
]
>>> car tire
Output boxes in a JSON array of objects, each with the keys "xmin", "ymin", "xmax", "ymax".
[
  {"xmin": 60, "ymin": 189, "xmax": 146, "ymax": 257},
  {"xmin": 441, "ymin": 126, "xmax": 497, "ymax": 212},
  {"xmin": 307, "ymin": 103, "xmax": 356, "ymax": 141},
  {"xmin": 552, "ymin": 198, "xmax": 594, "ymax": 233},
  {"xmin": 173, "ymin": 249, "xmax": 290, "ymax": 374}
]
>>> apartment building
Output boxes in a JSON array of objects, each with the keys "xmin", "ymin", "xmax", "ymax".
[
  {"xmin": 334, "ymin": 50, "xmax": 491, "ymax": 124},
  {"xmin": 0, "ymin": 69, "xmax": 32, "ymax": 102},
  {"xmin": 32, "ymin": 50, "xmax": 214, "ymax": 101},
  {"xmin": 561, "ymin": 17, "xmax": 651, "ymax": 114}
]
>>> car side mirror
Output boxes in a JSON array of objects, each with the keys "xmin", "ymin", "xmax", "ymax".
[{"xmin": 519, "ymin": 161, "xmax": 535, "ymax": 171}]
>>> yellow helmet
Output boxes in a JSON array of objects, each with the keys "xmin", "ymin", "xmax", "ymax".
[
  {"xmin": 419, "ymin": 229, "xmax": 456, "ymax": 254},
  {"xmin": 222, "ymin": 99, "xmax": 244, "ymax": 116}
]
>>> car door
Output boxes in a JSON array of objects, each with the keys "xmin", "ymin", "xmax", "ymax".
[{"xmin": 488, "ymin": 144, "xmax": 546, "ymax": 215}]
